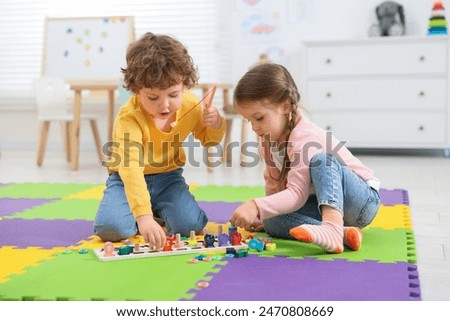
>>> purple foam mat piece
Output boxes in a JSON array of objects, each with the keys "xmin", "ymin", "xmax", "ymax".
[
  {"xmin": 0, "ymin": 218, "xmax": 94, "ymax": 249},
  {"xmin": 188, "ymin": 255, "xmax": 421, "ymax": 301},
  {"xmin": 379, "ymin": 188, "xmax": 409, "ymax": 206},
  {"xmin": 0, "ymin": 198, "xmax": 58, "ymax": 216},
  {"xmin": 198, "ymin": 201, "xmax": 242, "ymax": 223}
]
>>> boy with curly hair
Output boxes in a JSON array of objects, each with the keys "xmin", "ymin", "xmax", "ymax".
[{"xmin": 94, "ymin": 33, "xmax": 226, "ymax": 249}]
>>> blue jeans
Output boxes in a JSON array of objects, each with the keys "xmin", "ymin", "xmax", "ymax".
[
  {"xmin": 263, "ymin": 153, "xmax": 380, "ymax": 239},
  {"xmin": 94, "ymin": 168, "xmax": 208, "ymax": 241}
]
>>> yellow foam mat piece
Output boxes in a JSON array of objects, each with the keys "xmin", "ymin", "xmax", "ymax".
[
  {"xmin": 64, "ymin": 185, "xmax": 105, "ymax": 200},
  {"xmin": 0, "ymin": 246, "xmax": 63, "ymax": 283},
  {"xmin": 71, "ymin": 235, "xmax": 139, "ymax": 250},
  {"xmin": 189, "ymin": 183, "xmax": 200, "ymax": 190},
  {"xmin": 367, "ymin": 204, "xmax": 412, "ymax": 230}
]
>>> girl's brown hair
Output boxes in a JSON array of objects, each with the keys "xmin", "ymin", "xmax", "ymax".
[
  {"xmin": 234, "ymin": 63, "xmax": 301, "ymax": 185},
  {"xmin": 121, "ymin": 32, "xmax": 198, "ymax": 93}
]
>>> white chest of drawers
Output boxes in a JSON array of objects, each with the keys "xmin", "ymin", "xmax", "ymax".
[{"xmin": 301, "ymin": 36, "xmax": 450, "ymax": 156}]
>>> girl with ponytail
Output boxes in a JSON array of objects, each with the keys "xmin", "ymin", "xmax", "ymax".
[{"xmin": 230, "ymin": 64, "xmax": 380, "ymax": 254}]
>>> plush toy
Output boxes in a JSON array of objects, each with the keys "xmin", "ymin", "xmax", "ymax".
[{"xmin": 369, "ymin": 1, "xmax": 406, "ymax": 37}]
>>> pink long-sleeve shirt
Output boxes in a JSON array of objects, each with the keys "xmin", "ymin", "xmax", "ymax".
[{"xmin": 253, "ymin": 113, "xmax": 375, "ymax": 220}]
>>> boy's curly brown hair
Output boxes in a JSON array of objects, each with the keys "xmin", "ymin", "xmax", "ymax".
[{"xmin": 121, "ymin": 32, "xmax": 198, "ymax": 93}]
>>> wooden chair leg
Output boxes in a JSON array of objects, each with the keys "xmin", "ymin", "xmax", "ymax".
[
  {"xmin": 240, "ymin": 118, "xmax": 248, "ymax": 164},
  {"xmin": 90, "ymin": 120, "xmax": 103, "ymax": 163},
  {"xmin": 37, "ymin": 121, "xmax": 50, "ymax": 166},
  {"xmin": 60, "ymin": 121, "xmax": 71, "ymax": 162},
  {"xmin": 223, "ymin": 118, "xmax": 233, "ymax": 166},
  {"xmin": 66, "ymin": 121, "xmax": 72, "ymax": 162},
  {"xmin": 206, "ymin": 146, "xmax": 213, "ymax": 172}
]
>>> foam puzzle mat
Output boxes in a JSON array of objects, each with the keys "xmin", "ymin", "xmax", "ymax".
[{"xmin": 0, "ymin": 184, "xmax": 421, "ymax": 301}]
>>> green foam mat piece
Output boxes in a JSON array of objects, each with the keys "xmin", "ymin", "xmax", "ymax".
[
  {"xmin": 254, "ymin": 228, "xmax": 417, "ymax": 264},
  {"xmin": 0, "ymin": 183, "xmax": 97, "ymax": 199},
  {"xmin": 191, "ymin": 185, "xmax": 264, "ymax": 202},
  {"xmin": 0, "ymin": 250, "xmax": 227, "ymax": 301},
  {"xmin": 5, "ymin": 199, "xmax": 100, "ymax": 221}
]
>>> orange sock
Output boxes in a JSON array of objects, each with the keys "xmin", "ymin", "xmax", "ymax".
[
  {"xmin": 289, "ymin": 222, "xmax": 344, "ymax": 254},
  {"xmin": 343, "ymin": 227, "xmax": 363, "ymax": 251}
]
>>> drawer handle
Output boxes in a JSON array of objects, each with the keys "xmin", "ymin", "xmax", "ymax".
[
  {"xmin": 326, "ymin": 92, "xmax": 332, "ymax": 98},
  {"xmin": 325, "ymin": 58, "xmax": 332, "ymax": 64},
  {"xmin": 419, "ymin": 55, "xmax": 426, "ymax": 62},
  {"xmin": 419, "ymin": 91, "xmax": 425, "ymax": 97},
  {"xmin": 418, "ymin": 125, "xmax": 424, "ymax": 131}
]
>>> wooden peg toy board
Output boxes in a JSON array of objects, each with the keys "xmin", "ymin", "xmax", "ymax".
[{"xmin": 94, "ymin": 241, "xmax": 248, "ymax": 262}]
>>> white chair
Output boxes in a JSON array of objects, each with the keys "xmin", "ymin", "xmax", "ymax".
[{"xmin": 34, "ymin": 77, "xmax": 103, "ymax": 166}]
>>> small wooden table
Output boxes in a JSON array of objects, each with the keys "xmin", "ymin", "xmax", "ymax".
[{"xmin": 68, "ymin": 79, "xmax": 118, "ymax": 170}]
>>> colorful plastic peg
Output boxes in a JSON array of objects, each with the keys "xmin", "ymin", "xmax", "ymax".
[
  {"xmin": 218, "ymin": 233, "xmax": 230, "ymax": 247},
  {"xmin": 174, "ymin": 233, "xmax": 184, "ymax": 248},
  {"xmin": 163, "ymin": 236, "xmax": 175, "ymax": 251},
  {"xmin": 228, "ymin": 225, "xmax": 237, "ymax": 237},
  {"xmin": 248, "ymin": 239, "xmax": 264, "ymax": 252},
  {"xmin": 103, "ymin": 242, "xmax": 115, "ymax": 257},
  {"xmin": 230, "ymin": 231, "xmax": 242, "ymax": 246},
  {"xmin": 204, "ymin": 233, "xmax": 215, "ymax": 248}
]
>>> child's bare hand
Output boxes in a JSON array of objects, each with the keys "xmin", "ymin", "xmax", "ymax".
[
  {"xmin": 245, "ymin": 222, "xmax": 264, "ymax": 232},
  {"xmin": 136, "ymin": 215, "xmax": 166, "ymax": 250},
  {"xmin": 202, "ymin": 106, "xmax": 223, "ymax": 129},
  {"xmin": 230, "ymin": 201, "xmax": 260, "ymax": 230}
]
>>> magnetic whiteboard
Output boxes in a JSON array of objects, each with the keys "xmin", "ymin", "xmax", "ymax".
[{"xmin": 43, "ymin": 16, "xmax": 135, "ymax": 80}]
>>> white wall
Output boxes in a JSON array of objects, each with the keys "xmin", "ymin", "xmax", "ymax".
[
  {"xmin": 0, "ymin": 0, "xmax": 227, "ymax": 153},
  {"xmin": 230, "ymin": 0, "xmax": 437, "ymax": 84},
  {"xmin": 226, "ymin": 0, "xmax": 438, "ymax": 146},
  {"xmin": 0, "ymin": 98, "xmax": 116, "ymax": 152},
  {"xmin": 0, "ymin": 0, "xmax": 441, "ymax": 152}
]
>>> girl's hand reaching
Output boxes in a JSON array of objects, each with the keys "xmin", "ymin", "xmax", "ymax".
[
  {"xmin": 136, "ymin": 214, "xmax": 166, "ymax": 250},
  {"xmin": 230, "ymin": 200, "xmax": 261, "ymax": 230},
  {"xmin": 246, "ymin": 221, "xmax": 264, "ymax": 232}
]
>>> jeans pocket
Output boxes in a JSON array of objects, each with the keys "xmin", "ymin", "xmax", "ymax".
[{"xmin": 356, "ymin": 191, "xmax": 381, "ymax": 227}]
